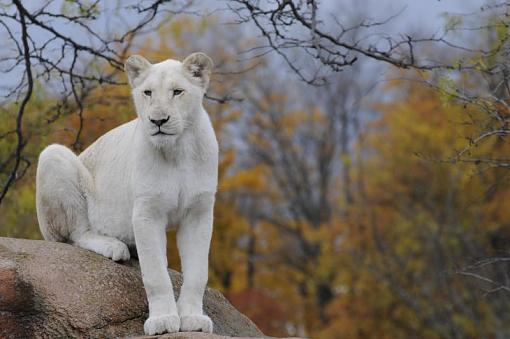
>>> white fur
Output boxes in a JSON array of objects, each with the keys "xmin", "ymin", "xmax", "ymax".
[{"xmin": 36, "ymin": 53, "xmax": 218, "ymax": 335}]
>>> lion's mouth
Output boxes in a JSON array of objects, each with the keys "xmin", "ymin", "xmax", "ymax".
[{"xmin": 151, "ymin": 130, "xmax": 176, "ymax": 136}]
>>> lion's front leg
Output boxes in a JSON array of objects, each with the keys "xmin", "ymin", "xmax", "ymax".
[
  {"xmin": 133, "ymin": 200, "xmax": 179, "ymax": 335},
  {"xmin": 176, "ymin": 193, "xmax": 214, "ymax": 333}
]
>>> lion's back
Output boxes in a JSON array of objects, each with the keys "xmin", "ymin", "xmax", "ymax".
[{"xmin": 79, "ymin": 119, "xmax": 138, "ymax": 172}]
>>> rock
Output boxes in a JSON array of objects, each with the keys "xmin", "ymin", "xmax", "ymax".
[{"xmin": 0, "ymin": 237, "xmax": 264, "ymax": 339}]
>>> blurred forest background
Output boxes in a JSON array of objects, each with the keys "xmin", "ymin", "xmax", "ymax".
[{"xmin": 1, "ymin": 1, "xmax": 510, "ymax": 338}]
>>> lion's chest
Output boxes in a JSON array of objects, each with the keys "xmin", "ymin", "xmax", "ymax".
[
  {"xmin": 134, "ymin": 158, "xmax": 217, "ymax": 227},
  {"xmin": 160, "ymin": 168, "xmax": 207, "ymax": 224}
]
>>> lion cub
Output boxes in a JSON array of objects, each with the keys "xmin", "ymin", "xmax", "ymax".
[{"xmin": 36, "ymin": 53, "xmax": 218, "ymax": 335}]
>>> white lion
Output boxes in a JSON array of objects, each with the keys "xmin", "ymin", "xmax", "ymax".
[{"xmin": 35, "ymin": 53, "xmax": 218, "ymax": 335}]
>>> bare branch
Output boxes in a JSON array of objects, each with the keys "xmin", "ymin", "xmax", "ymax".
[{"xmin": 0, "ymin": 0, "xmax": 33, "ymax": 203}]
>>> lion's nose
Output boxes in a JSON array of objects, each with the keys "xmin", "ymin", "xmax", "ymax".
[{"xmin": 150, "ymin": 116, "xmax": 169, "ymax": 127}]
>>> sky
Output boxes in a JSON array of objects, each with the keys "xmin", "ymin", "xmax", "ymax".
[
  {"xmin": 317, "ymin": 0, "xmax": 484, "ymax": 36},
  {"xmin": 0, "ymin": 0, "xmax": 490, "ymax": 99},
  {"xmin": 386, "ymin": 0, "xmax": 484, "ymax": 33}
]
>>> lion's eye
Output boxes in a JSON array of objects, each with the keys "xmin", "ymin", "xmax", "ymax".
[
  {"xmin": 173, "ymin": 89, "xmax": 183, "ymax": 96},
  {"xmin": 143, "ymin": 90, "xmax": 152, "ymax": 96}
]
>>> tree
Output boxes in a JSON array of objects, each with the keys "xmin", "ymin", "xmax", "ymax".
[
  {"xmin": 212, "ymin": 57, "xmax": 371, "ymax": 334},
  {"xmin": 0, "ymin": 0, "xmax": 192, "ymax": 203},
  {"xmin": 227, "ymin": 5, "xmax": 510, "ymax": 336},
  {"xmin": 229, "ymin": 1, "xmax": 507, "ymax": 79},
  {"xmin": 319, "ymin": 80, "xmax": 510, "ymax": 338},
  {"xmin": 229, "ymin": 1, "xmax": 510, "ymax": 167}
]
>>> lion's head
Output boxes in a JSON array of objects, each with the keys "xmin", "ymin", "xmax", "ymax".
[{"xmin": 124, "ymin": 52, "xmax": 213, "ymax": 148}]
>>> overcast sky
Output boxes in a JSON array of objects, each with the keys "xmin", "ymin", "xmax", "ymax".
[
  {"xmin": 316, "ymin": 0, "xmax": 484, "ymax": 35},
  {"xmin": 0, "ymin": 0, "xmax": 489, "ymax": 99}
]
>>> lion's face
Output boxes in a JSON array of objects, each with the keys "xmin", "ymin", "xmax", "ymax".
[{"xmin": 124, "ymin": 53, "xmax": 213, "ymax": 148}]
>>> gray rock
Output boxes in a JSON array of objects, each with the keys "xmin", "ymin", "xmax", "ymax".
[{"xmin": 0, "ymin": 237, "xmax": 264, "ymax": 338}]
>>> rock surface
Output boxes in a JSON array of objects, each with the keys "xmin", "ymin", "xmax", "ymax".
[{"xmin": 0, "ymin": 237, "xmax": 264, "ymax": 339}]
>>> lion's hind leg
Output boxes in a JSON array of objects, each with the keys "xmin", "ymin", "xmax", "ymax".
[
  {"xmin": 36, "ymin": 144, "xmax": 90, "ymax": 242},
  {"xmin": 36, "ymin": 144, "xmax": 129, "ymax": 261}
]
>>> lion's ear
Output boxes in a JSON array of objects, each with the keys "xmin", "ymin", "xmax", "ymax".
[
  {"xmin": 182, "ymin": 52, "xmax": 214, "ymax": 90},
  {"xmin": 125, "ymin": 55, "xmax": 151, "ymax": 87}
]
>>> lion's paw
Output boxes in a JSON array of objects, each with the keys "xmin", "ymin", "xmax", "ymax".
[
  {"xmin": 101, "ymin": 239, "xmax": 130, "ymax": 262},
  {"xmin": 144, "ymin": 314, "xmax": 180, "ymax": 335},
  {"xmin": 180, "ymin": 314, "xmax": 213, "ymax": 333}
]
